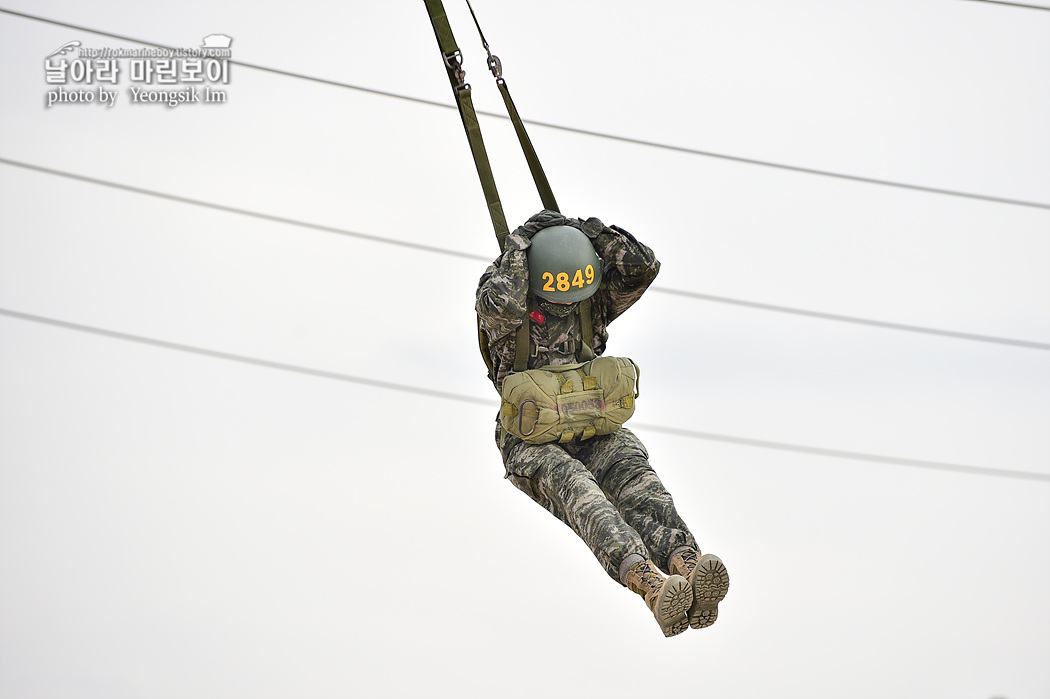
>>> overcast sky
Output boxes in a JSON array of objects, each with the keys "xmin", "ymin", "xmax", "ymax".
[{"xmin": 1, "ymin": 1, "xmax": 1049, "ymax": 698}]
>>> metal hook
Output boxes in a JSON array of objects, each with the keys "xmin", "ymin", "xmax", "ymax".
[
  {"xmin": 443, "ymin": 50, "xmax": 468, "ymax": 90},
  {"xmin": 466, "ymin": 0, "xmax": 503, "ymax": 81},
  {"xmin": 487, "ymin": 53, "xmax": 502, "ymax": 79}
]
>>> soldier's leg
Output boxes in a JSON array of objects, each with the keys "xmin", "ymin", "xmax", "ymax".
[
  {"xmin": 500, "ymin": 430, "xmax": 650, "ymax": 582},
  {"xmin": 571, "ymin": 428, "xmax": 730, "ymax": 629},
  {"xmin": 499, "ymin": 426, "xmax": 695, "ymax": 636},
  {"xmin": 568, "ymin": 428, "xmax": 697, "ymax": 574}
]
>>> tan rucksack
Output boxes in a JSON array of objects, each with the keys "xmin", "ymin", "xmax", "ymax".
[{"xmin": 499, "ymin": 356, "xmax": 640, "ymax": 444}]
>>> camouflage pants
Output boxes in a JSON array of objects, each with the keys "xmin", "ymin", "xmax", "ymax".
[{"xmin": 498, "ymin": 424, "xmax": 698, "ymax": 583}]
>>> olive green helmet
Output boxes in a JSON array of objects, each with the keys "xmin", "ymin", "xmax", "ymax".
[{"xmin": 527, "ymin": 225, "xmax": 602, "ymax": 303}]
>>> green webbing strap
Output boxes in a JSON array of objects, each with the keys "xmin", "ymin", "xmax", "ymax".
[
  {"xmin": 426, "ymin": 1, "xmax": 591, "ymax": 376},
  {"xmin": 424, "ymin": 0, "xmax": 510, "ymax": 249},
  {"xmin": 513, "ymin": 297, "xmax": 534, "ymax": 372},
  {"xmin": 457, "ymin": 88, "xmax": 510, "ymax": 246},
  {"xmin": 423, "ymin": 0, "xmax": 458, "ymax": 62},
  {"xmin": 496, "ymin": 80, "xmax": 559, "ymax": 213},
  {"xmin": 466, "ymin": 0, "xmax": 560, "ymax": 213},
  {"xmin": 578, "ymin": 297, "xmax": 596, "ymax": 361},
  {"xmin": 462, "ymin": 0, "xmax": 573, "ymax": 375}
]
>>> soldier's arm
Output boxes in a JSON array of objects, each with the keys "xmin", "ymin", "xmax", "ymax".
[
  {"xmin": 475, "ymin": 242, "xmax": 530, "ymax": 342},
  {"xmin": 582, "ymin": 219, "xmax": 661, "ymax": 322}
]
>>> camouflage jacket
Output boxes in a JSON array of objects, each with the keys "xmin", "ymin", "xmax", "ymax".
[{"xmin": 476, "ymin": 210, "xmax": 661, "ymax": 394}]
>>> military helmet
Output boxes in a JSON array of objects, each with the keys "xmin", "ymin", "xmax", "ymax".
[{"xmin": 527, "ymin": 225, "xmax": 602, "ymax": 303}]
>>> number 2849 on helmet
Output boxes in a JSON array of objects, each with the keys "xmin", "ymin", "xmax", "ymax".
[{"xmin": 526, "ymin": 225, "xmax": 603, "ymax": 303}]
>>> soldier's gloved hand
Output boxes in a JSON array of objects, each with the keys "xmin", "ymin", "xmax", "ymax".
[
  {"xmin": 579, "ymin": 216, "xmax": 626, "ymax": 256},
  {"xmin": 503, "ymin": 229, "xmax": 532, "ymax": 252},
  {"xmin": 579, "ymin": 217, "xmax": 606, "ymax": 239}
]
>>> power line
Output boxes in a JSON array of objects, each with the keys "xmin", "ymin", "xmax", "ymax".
[
  {"xmin": 0, "ymin": 306, "xmax": 493, "ymax": 407},
  {"xmin": 3, "ymin": 306, "xmax": 1047, "ymax": 483},
  {"xmin": 961, "ymin": 0, "xmax": 1050, "ymax": 9},
  {"xmin": 3, "ymin": 7, "xmax": 1049, "ymax": 211},
  {"xmin": 0, "ymin": 158, "xmax": 487, "ymax": 263},
  {"xmin": 3, "ymin": 156, "xmax": 1048, "ymax": 352},
  {"xmin": 648, "ymin": 287, "xmax": 1050, "ymax": 350},
  {"xmin": 629, "ymin": 422, "xmax": 1050, "ymax": 482}
]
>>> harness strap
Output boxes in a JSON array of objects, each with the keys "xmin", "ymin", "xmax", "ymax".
[
  {"xmin": 513, "ymin": 297, "xmax": 595, "ymax": 373},
  {"xmin": 513, "ymin": 296, "xmax": 535, "ymax": 372},
  {"xmin": 466, "ymin": 0, "xmax": 559, "ymax": 213},
  {"xmin": 425, "ymin": 0, "xmax": 594, "ymax": 374},
  {"xmin": 496, "ymin": 80, "xmax": 559, "ymax": 213},
  {"xmin": 579, "ymin": 297, "xmax": 596, "ymax": 362},
  {"xmin": 423, "ymin": 0, "xmax": 510, "ymax": 248}
]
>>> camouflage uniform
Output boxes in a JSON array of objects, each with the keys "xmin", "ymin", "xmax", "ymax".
[{"xmin": 476, "ymin": 210, "xmax": 698, "ymax": 583}]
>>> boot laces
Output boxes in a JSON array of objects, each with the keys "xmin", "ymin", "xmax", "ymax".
[
  {"xmin": 675, "ymin": 549, "xmax": 699, "ymax": 575},
  {"xmin": 633, "ymin": 560, "xmax": 665, "ymax": 591}
]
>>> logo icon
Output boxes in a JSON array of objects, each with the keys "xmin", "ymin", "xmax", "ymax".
[
  {"xmin": 48, "ymin": 41, "xmax": 81, "ymax": 58},
  {"xmin": 200, "ymin": 34, "xmax": 232, "ymax": 50}
]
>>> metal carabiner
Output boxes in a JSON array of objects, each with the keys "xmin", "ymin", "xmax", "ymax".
[
  {"xmin": 443, "ymin": 50, "xmax": 468, "ymax": 90},
  {"xmin": 466, "ymin": 0, "xmax": 503, "ymax": 81},
  {"xmin": 487, "ymin": 53, "xmax": 502, "ymax": 80}
]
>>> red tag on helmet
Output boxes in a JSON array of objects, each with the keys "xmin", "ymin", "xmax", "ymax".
[{"xmin": 529, "ymin": 310, "xmax": 545, "ymax": 325}]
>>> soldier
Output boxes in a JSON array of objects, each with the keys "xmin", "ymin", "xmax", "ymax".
[{"xmin": 476, "ymin": 209, "xmax": 730, "ymax": 637}]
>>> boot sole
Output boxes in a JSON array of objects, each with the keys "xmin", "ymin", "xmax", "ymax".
[
  {"xmin": 690, "ymin": 554, "xmax": 729, "ymax": 629},
  {"xmin": 655, "ymin": 574, "xmax": 693, "ymax": 637}
]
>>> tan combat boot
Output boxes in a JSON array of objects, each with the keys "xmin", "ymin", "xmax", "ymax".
[
  {"xmin": 624, "ymin": 559, "xmax": 693, "ymax": 637},
  {"xmin": 668, "ymin": 549, "xmax": 730, "ymax": 629}
]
